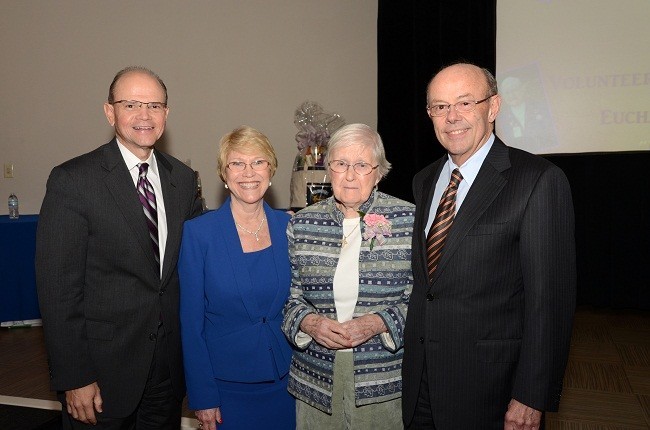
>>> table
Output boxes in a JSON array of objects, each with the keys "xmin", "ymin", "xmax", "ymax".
[
  {"xmin": 290, "ymin": 166, "xmax": 331, "ymax": 210},
  {"xmin": 0, "ymin": 215, "xmax": 40, "ymax": 323}
]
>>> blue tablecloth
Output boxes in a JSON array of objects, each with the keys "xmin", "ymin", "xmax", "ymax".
[{"xmin": 0, "ymin": 214, "xmax": 40, "ymax": 323}]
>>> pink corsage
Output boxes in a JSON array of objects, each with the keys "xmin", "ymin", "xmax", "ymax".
[{"xmin": 358, "ymin": 211, "xmax": 392, "ymax": 250}]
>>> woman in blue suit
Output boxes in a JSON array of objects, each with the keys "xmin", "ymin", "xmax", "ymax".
[{"xmin": 179, "ymin": 126, "xmax": 295, "ymax": 429}]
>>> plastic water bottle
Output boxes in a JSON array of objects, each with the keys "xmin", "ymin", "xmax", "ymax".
[{"xmin": 8, "ymin": 193, "xmax": 19, "ymax": 219}]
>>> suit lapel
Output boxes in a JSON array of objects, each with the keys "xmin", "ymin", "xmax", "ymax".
[
  {"xmin": 218, "ymin": 199, "xmax": 262, "ymax": 321},
  {"xmin": 214, "ymin": 201, "xmax": 289, "ymax": 321},
  {"xmin": 431, "ymin": 139, "xmax": 511, "ymax": 284},
  {"xmin": 101, "ymin": 140, "xmax": 160, "ymax": 277},
  {"xmin": 156, "ymin": 151, "xmax": 181, "ymax": 285},
  {"xmin": 266, "ymin": 205, "xmax": 291, "ymax": 314}
]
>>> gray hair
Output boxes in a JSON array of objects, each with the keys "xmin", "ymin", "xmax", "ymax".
[
  {"xmin": 325, "ymin": 123, "xmax": 391, "ymax": 179},
  {"xmin": 481, "ymin": 66, "xmax": 499, "ymax": 96}
]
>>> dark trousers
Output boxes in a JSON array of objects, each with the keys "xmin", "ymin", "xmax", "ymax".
[
  {"xmin": 405, "ymin": 355, "xmax": 546, "ymax": 430},
  {"xmin": 61, "ymin": 323, "xmax": 182, "ymax": 430},
  {"xmin": 405, "ymin": 356, "xmax": 436, "ymax": 430}
]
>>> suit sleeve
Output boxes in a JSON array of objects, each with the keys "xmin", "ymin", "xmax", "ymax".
[
  {"xmin": 374, "ymin": 211, "xmax": 414, "ymax": 352},
  {"xmin": 281, "ymin": 220, "xmax": 317, "ymax": 348},
  {"xmin": 35, "ymin": 166, "xmax": 97, "ymax": 390},
  {"xmin": 375, "ymin": 272, "xmax": 413, "ymax": 352},
  {"xmin": 179, "ymin": 222, "xmax": 221, "ymax": 410},
  {"xmin": 188, "ymin": 173, "xmax": 203, "ymax": 219},
  {"xmin": 512, "ymin": 165, "xmax": 576, "ymax": 411}
]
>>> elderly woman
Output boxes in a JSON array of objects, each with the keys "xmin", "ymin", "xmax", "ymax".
[
  {"xmin": 179, "ymin": 126, "xmax": 295, "ymax": 429},
  {"xmin": 282, "ymin": 123, "xmax": 415, "ymax": 429}
]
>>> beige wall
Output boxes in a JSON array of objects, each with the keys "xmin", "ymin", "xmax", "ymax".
[{"xmin": 0, "ymin": 0, "xmax": 377, "ymax": 214}]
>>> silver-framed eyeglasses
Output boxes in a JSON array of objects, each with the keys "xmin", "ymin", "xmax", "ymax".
[
  {"xmin": 426, "ymin": 95, "xmax": 493, "ymax": 117},
  {"xmin": 226, "ymin": 160, "xmax": 270, "ymax": 172},
  {"xmin": 328, "ymin": 160, "xmax": 378, "ymax": 176},
  {"xmin": 112, "ymin": 100, "xmax": 167, "ymax": 112}
]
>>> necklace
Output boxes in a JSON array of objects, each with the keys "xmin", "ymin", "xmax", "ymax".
[
  {"xmin": 341, "ymin": 220, "xmax": 360, "ymax": 248},
  {"xmin": 235, "ymin": 216, "xmax": 266, "ymax": 242}
]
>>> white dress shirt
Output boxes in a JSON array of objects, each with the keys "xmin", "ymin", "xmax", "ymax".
[
  {"xmin": 117, "ymin": 140, "xmax": 168, "ymax": 277},
  {"xmin": 425, "ymin": 134, "xmax": 495, "ymax": 235}
]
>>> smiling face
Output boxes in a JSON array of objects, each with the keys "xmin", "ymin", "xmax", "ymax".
[
  {"xmin": 103, "ymin": 71, "xmax": 169, "ymax": 160},
  {"xmin": 427, "ymin": 64, "xmax": 501, "ymax": 166},
  {"xmin": 224, "ymin": 149, "xmax": 271, "ymax": 207},
  {"xmin": 328, "ymin": 142, "xmax": 380, "ymax": 215}
]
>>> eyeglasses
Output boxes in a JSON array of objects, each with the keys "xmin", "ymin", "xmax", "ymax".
[
  {"xmin": 226, "ymin": 160, "xmax": 270, "ymax": 172},
  {"xmin": 112, "ymin": 100, "xmax": 167, "ymax": 112},
  {"xmin": 426, "ymin": 95, "xmax": 493, "ymax": 117},
  {"xmin": 328, "ymin": 160, "xmax": 378, "ymax": 176}
]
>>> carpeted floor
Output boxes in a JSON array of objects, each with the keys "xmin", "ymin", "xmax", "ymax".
[{"xmin": 0, "ymin": 404, "xmax": 61, "ymax": 430}]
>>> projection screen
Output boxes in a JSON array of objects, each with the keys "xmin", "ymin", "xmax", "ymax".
[{"xmin": 496, "ymin": 0, "xmax": 649, "ymax": 154}]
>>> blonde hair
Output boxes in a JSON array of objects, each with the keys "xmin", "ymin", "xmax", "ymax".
[{"xmin": 217, "ymin": 125, "xmax": 278, "ymax": 182}]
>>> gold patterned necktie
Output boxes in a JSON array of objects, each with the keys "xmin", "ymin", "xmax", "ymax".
[{"xmin": 426, "ymin": 168, "xmax": 463, "ymax": 282}]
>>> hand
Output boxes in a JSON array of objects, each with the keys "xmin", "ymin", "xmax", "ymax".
[
  {"xmin": 340, "ymin": 314, "xmax": 386, "ymax": 347},
  {"xmin": 504, "ymin": 399, "xmax": 542, "ymax": 430},
  {"xmin": 196, "ymin": 407, "xmax": 222, "ymax": 430},
  {"xmin": 300, "ymin": 314, "xmax": 352, "ymax": 349},
  {"xmin": 65, "ymin": 382, "xmax": 103, "ymax": 424}
]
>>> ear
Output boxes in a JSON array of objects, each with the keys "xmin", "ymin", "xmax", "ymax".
[
  {"xmin": 487, "ymin": 94, "xmax": 501, "ymax": 123},
  {"xmin": 103, "ymin": 102, "xmax": 116, "ymax": 126}
]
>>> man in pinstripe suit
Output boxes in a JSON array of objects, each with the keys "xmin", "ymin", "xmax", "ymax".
[
  {"xmin": 36, "ymin": 67, "xmax": 202, "ymax": 429},
  {"xmin": 401, "ymin": 63, "xmax": 576, "ymax": 430}
]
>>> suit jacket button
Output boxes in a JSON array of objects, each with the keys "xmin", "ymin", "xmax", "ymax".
[
  {"xmin": 149, "ymin": 333, "xmax": 157, "ymax": 341},
  {"xmin": 419, "ymin": 337, "xmax": 424, "ymax": 344},
  {"xmin": 159, "ymin": 290, "xmax": 164, "ymax": 296},
  {"xmin": 426, "ymin": 293, "xmax": 435, "ymax": 301}
]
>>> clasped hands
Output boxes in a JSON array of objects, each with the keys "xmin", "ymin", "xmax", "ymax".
[{"xmin": 300, "ymin": 313, "xmax": 386, "ymax": 349}]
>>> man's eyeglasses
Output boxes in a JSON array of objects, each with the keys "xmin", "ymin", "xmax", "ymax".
[
  {"xmin": 112, "ymin": 100, "xmax": 167, "ymax": 112},
  {"xmin": 328, "ymin": 160, "xmax": 378, "ymax": 176},
  {"xmin": 426, "ymin": 95, "xmax": 493, "ymax": 118},
  {"xmin": 226, "ymin": 160, "xmax": 270, "ymax": 172}
]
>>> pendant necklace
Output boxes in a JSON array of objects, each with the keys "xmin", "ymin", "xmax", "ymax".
[
  {"xmin": 341, "ymin": 220, "xmax": 360, "ymax": 248},
  {"xmin": 235, "ymin": 216, "xmax": 266, "ymax": 242}
]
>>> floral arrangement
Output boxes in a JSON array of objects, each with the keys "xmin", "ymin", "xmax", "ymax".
[
  {"xmin": 293, "ymin": 101, "xmax": 345, "ymax": 170},
  {"xmin": 358, "ymin": 211, "xmax": 392, "ymax": 251}
]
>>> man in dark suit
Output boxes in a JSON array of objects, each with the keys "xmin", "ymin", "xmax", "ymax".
[
  {"xmin": 402, "ymin": 63, "xmax": 576, "ymax": 430},
  {"xmin": 36, "ymin": 66, "xmax": 202, "ymax": 429}
]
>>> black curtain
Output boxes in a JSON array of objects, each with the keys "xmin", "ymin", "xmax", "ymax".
[
  {"xmin": 377, "ymin": 1, "xmax": 497, "ymax": 202},
  {"xmin": 375, "ymin": 1, "xmax": 649, "ymax": 309},
  {"xmin": 545, "ymin": 152, "xmax": 650, "ymax": 309}
]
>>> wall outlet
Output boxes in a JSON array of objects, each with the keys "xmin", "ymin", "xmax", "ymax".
[{"xmin": 4, "ymin": 163, "xmax": 13, "ymax": 178}]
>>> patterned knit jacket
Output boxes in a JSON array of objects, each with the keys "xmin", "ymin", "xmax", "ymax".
[{"xmin": 282, "ymin": 191, "xmax": 415, "ymax": 413}]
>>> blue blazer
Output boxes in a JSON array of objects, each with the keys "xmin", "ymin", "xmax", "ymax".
[{"xmin": 179, "ymin": 198, "xmax": 292, "ymax": 410}]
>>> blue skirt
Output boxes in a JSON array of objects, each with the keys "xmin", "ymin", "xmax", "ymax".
[{"xmin": 215, "ymin": 373, "xmax": 296, "ymax": 429}]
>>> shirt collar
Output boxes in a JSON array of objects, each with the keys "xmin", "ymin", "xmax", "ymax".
[
  {"xmin": 445, "ymin": 133, "xmax": 495, "ymax": 187},
  {"xmin": 116, "ymin": 138, "xmax": 158, "ymax": 176}
]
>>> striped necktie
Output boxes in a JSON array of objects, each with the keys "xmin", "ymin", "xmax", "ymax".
[
  {"xmin": 426, "ymin": 168, "xmax": 463, "ymax": 282},
  {"xmin": 137, "ymin": 163, "xmax": 160, "ymax": 267}
]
